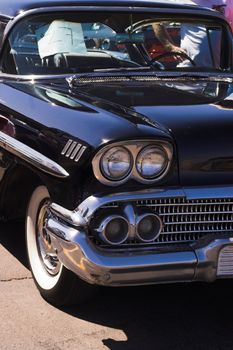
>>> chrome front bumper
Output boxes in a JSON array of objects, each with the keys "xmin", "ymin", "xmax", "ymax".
[{"xmin": 45, "ymin": 187, "xmax": 233, "ymax": 286}]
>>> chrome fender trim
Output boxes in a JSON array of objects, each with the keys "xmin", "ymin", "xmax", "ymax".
[{"xmin": 0, "ymin": 131, "xmax": 69, "ymax": 178}]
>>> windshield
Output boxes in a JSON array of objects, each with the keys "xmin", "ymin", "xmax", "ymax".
[{"xmin": 2, "ymin": 12, "xmax": 230, "ymax": 75}]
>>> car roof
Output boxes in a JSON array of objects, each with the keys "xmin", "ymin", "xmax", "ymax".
[{"xmin": 0, "ymin": 0, "xmax": 212, "ymax": 18}]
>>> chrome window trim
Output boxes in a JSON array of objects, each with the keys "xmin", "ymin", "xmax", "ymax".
[
  {"xmin": 4, "ymin": 6, "xmax": 223, "ymax": 38},
  {"xmin": 92, "ymin": 140, "xmax": 173, "ymax": 186}
]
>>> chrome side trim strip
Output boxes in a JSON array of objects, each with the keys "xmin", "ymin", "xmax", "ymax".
[{"xmin": 0, "ymin": 131, "xmax": 69, "ymax": 178}]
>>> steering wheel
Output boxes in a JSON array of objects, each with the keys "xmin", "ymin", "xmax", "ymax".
[{"xmin": 150, "ymin": 51, "xmax": 196, "ymax": 67}]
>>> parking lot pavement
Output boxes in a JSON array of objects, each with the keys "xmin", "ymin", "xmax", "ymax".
[{"xmin": 1, "ymin": 221, "xmax": 233, "ymax": 350}]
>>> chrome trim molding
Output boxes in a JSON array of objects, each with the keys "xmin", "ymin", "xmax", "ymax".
[
  {"xmin": 97, "ymin": 215, "xmax": 129, "ymax": 245},
  {"xmin": 61, "ymin": 139, "xmax": 87, "ymax": 162},
  {"xmin": 50, "ymin": 202, "xmax": 87, "ymax": 227},
  {"xmin": 136, "ymin": 213, "xmax": 163, "ymax": 242},
  {"xmin": 46, "ymin": 186, "xmax": 233, "ymax": 286},
  {"xmin": 195, "ymin": 239, "xmax": 233, "ymax": 281},
  {"xmin": 0, "ymin": 131, "xmax": 69, "ymax": 178},
  {"xmin": 46, "ymin": 216, "xmax": 233, "ymax": 286},
  {"xmin": 92, "ymin": 140, "xmax": 173, "ymax": 186},
  {"xmin": 46, "ymin": 217, "xmax": 197, "ymax": 286},
  {"xmin": 51, "ymin": 186, "xmax": 233, "ymax": 228},
  {"xmin": 51, "ymin": 188, "xmax": 184, "ymax": 227},
  {"xmin": 4, "ymin": 5, "xmax": 224, "ymax": 38},
  {"xmin": 217, "ymin": 244, "xmax": 233, "ymax": 276}
]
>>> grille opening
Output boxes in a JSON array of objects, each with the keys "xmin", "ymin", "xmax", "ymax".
[{"xmin": 89, "ymin": 197, "xmax": 233, "ymax": 250}]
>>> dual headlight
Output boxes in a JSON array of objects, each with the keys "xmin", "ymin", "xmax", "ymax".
[
  {"xmin": 101, "ymin": 145, "xmax": 167, "ymax": 180},
  {"xmin": 93, "ymin": 141, "xmax": 172, "ymax": 186}
]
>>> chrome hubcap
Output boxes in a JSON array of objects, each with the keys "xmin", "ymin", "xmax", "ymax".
[{"xmin": 36, "ymin": 200, "xmax": 61, "ymax": 276}]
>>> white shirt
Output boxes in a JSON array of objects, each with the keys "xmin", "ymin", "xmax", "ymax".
[
  {"xmin": 184, "ymin": 0, "xmax": 232, "ymax": 29},
  {"xmin": 179, "ymin": 0, "xmax": 227, "ymax": 68}
]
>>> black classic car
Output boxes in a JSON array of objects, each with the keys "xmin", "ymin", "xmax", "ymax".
[{"xmin": 0, "ymin": 0, "xmax": 233, "ymax": 306}]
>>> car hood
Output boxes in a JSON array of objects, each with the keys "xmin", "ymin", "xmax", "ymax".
[
  {"xmin": 2, "ymin": 78, "xmax": 233, "ymax": 186},
  {"xmin": 71, "ymin": 78, "xmax": 233, "ymax": 186}
]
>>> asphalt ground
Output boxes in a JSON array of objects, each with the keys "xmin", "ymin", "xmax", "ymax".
[{"xmin": 1, "ymin": 221, "xmax": 233, "ymax": 350}]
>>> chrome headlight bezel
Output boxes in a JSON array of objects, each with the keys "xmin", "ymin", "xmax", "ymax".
[{"xmin": 92, "ymin": 140, "xmax": 173, "ymax": 186}]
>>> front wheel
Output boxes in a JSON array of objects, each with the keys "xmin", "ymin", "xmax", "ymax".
[{"xmin": 26, "ymin": 185, "xmax": 97, "ymax": 306}]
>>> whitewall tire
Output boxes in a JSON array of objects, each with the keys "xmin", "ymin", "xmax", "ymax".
[{"xmin": 26, "ymin": 185, "xmax": 97, "ymax": 306}]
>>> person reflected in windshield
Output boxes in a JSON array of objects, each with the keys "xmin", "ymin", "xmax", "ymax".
[{"xmin": 153, "ymin": 0, "xmax": 228, "ymax": 68}]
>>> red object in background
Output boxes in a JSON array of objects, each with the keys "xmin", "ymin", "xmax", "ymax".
[
  {"xmin": 225, "ymin": 0, "xmax": 233, "ymax": 31},
  {"xmin": 213, "ymin": 1, "xmax": 233, "ymax": 31}
]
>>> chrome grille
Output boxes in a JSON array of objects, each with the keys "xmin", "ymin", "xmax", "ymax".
[
  {"xmin": 137, "ymin": 197, "xmax": 233, "ymax": 238},
  {"xmin": 91, "ymin": 197, "xmax": 233, "ymax": 249}
]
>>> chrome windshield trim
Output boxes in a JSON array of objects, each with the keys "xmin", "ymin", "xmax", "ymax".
[
  {"xmin": 0, "ymin": 131, "xmax": 69, "ymax": 178},
  {"xmin": 5, "ymin": 5, "xmax": 223, "ymax": 36}
]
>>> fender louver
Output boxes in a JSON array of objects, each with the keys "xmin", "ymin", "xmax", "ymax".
[{"xmin": 61, "ymin": 139, "xmax": 87, "ymax": 162}]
